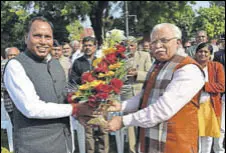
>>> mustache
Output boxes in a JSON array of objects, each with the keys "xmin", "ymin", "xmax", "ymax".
[{"xmin": 84, "ymin": 49, "xmax": 91, "ymax": 52}]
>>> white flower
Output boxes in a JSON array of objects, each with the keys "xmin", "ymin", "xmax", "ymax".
[{"xmin": 103, "ymin": 29, "xmax": 126, "ymax": 48}]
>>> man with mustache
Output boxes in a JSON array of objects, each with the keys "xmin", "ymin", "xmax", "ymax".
[
  {"xmin": 50, "ymin": 39, "xmax": 63, "ymax": 60},
  {"xmin": 3, "ymin": 16, "xmax": 94, "ymax": 153},
  {"xmin": 106, "ymin": 23, "xmax": 205, "ymax": 153},
  {"xmin": 69, "ymin": 36, "xmax": 97, "ymax": 85},
  {"xmin": 186, "ymin": 30, "xmax": 209, "ymax": 58},
  {"xmin": 121, "ymin": 36, "xmax": 152, "ymax": 153},
  {"xmin": 60, "ymin": 42, "xmax": 73, "ymax": 81},
  {"xmin": 69, "ymin": 36, "xmax": 109, "ymax": 153}
]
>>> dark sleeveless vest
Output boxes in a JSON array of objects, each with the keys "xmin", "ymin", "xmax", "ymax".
[{"xmin": 12, "ymin": 51, "xmax": 72, "ymax": 153}]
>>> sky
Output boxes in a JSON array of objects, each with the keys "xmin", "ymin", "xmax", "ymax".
[
  {"xmin": 81, "ymin": 1, "xmax": 210, "ymax": 28},
  {"xmin": 191, "ymin": 1, "xmax": 210, "ymax": 11}
]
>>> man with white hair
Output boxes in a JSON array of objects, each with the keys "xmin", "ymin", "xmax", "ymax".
[
  {"xmin": 1, "ymin": 47, "xmax": 20, "ymax": 125},
  {"xmin": 70, "ymin": 40, "xmax": 83, "ymax": 64},
  {"xmin": 106, "ymin": 23, "xmax": 205, "ymax": 153},
  {"xmin": 5, "ymin": 47, "xmax": 20, "ymax": 59}
]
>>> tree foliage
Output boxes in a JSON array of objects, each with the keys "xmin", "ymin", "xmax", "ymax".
[
  {"xmin": 111, "ymin": 1, "xmax": 225, "ymax": 41},
  {"xmin": 1, "ymin": 1, "xmax": 30, "ymax": 55},
  {"xmin": 2, "ymin": 1, "xmax": 225, "ymax": 56},
  {"xmin": 112, "ymin": 1, "xmax": 192, "ymax": 41},
  {"xmin": 66, "ymin": 20, "xmax": 84, "ymax": 41},
  {"xmin": 210, "ymin": 1, "xmax": 225, "ymax": 7},
  {"xmin": 88, "ymin": 1, "xmax": 109, "ymax": 46},
  {"xmin": 194, "ymin": 4, "xmax": 225, "ymax": 39},
  {"xmin": 171, "ymin": 5, "xmax": 196, "ymax": 41},
  {"xmin": 31, "ymin": 1, "xmax": 91, "ymax": 43},
  {"xmin": 2, "ymin": 1, "xmax": 87, "ymax": 54},
  {"xmin": 1, "ymin": 1, "xmax": 114, "ymax": 54}
]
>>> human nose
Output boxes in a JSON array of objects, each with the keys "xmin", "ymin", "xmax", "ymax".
[
  {"xmin": 200, "ymin": 51, "xmax": 206, "ymax": 56},
  {"xmin": 8, "ymin": 55, "xmax": 15, "ymax": 59},
  {"xmin": 155, "ymin": 40, "xmax": 163, "ymax": 48},
  {"xmin": 86, "ymin": 46, "xmax": 92, "ymax": 50},
  {"xmin": 39, "ymin": 36, "xmax": 48, "ymax": 44}
]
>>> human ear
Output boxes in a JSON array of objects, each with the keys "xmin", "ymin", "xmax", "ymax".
[{"xmin": 177, "ymin": 39, "xmax": 182, "ymax": 45}]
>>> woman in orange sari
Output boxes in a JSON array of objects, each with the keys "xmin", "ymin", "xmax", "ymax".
[{"xmin": 194, "ymin": 42, "xmax": 225, "ymax": 153}]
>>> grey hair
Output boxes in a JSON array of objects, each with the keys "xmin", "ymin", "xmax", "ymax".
[
  {"xmin": 5, "ymin": 47, "xmax": 11, "ymax": 55},
  {"xmin": 127, "ymin": 36, "xmax": 137, "ymax": 43},
  {"xmin": 70, "ymin": 40, "xmax": 80, "ymax": 47},
  {"xmin": 150, "ymin": 23, "xmax": 182, "ymax": 40},
  {"xmin": 196, "ymin": 30, "xmax": 207, "ymax": 36},
  {"xmin": 5, "ymin": 47, "xmax": 20, "ymax": 55}
]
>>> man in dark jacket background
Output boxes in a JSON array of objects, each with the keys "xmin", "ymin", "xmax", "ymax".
[{"xmin": 69, "ymin": 36, "xmax": 109, "ymax": 153}]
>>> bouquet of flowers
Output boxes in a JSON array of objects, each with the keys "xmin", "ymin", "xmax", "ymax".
[{"xmin": 68, "ymin": 44, "xmax": 128, "ymax": 128}]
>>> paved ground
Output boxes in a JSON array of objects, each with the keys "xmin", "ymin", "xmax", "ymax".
[
  {"xmin": 1, "ymin": 130, "xmax": 8, "ymax": 150},
  {"xmin": 1, "ymin": 129, "xmax": 131, "ymax": 153},
  {"xmin": 73, "ymin": 132, "xmax": 130, "ymax": 153},
  {"xmin": 1, "ymin": 129, "xmax": 225, "ymax": 153}
]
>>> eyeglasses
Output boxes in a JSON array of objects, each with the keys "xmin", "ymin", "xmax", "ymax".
[
  {"xmin": 150, "ymin": 37, "xmax": 178, "ymax": 46},
  {"xmin": 83, "ymin": 44, "xmax": 94, "ymax": 47}
]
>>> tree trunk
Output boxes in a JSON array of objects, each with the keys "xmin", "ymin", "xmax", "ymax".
[
  {"xmin": 143, "ymin": 30, "xmax": 151, "ymax": 42},
  {"xmin": 90, "ymin": 1, "xmax": 108, "ymax": 47}
]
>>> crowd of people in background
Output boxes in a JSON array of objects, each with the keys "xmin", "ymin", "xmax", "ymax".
[{"xmin": 1, "ymin": 16, "xmax": 225, "ymax": 153}]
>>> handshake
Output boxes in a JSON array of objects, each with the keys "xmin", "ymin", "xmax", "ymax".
[{"xmin": 72, "ymin": 100, "xmax": 124, "ymax": 132}]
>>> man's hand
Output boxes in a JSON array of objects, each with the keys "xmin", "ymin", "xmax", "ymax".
[
  {"xmin": 107, "ymin": 116, "xmax": 123, "ymax": 132},
  {"xmin": 127, "ymin": 68, "xmax": 137, "ymax": 76},
  {"xmin": 106, "ymin": 100, "xmax": 122, "ymax": 112},
  {"xmin": 72, "ymin": 102, "xmax": 95, "ymax": 117},
  {"xmin": 77, "ymin": 116, "xmax": 94, "ymax": 127}
]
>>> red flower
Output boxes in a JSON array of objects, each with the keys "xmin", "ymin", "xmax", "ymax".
[
  {"xmin": 115, "ymin": 45, "xmax": 126, "ymax": 59},
  {"xmin": 94, "ymin": 61, "xmax": 109, "ymax": 73},
  {"xmin": 81, "ymin": 72, "xmax": 96, "ymax": 83},
  {"xmin": 116, "ymin": 45, "xmax": 126, "ymax": 53},
  {"xmin": 116, "ymin": 52, "xmax": 126, "ymax": 59},
  {"xmin": 105, "ymin": 53, "xmax": 117, "ymax": 64},
  {"xmin": 95, "ymin": 84, "xmax": 112, "ymax": 93},
  {"xmin": 67, "ymin": 93, "xmax": 77, "ymax": 103},
  {"xmin": 88, "ymin": 96, "xmax": 99, "ymax": 108},
  {"xmin": 95, "ymin": 93, "xmax": 109, "ymax": 100},
  {"xmin": 110, "ymin": 78, "xmax": 123, "ymax": 94}
]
